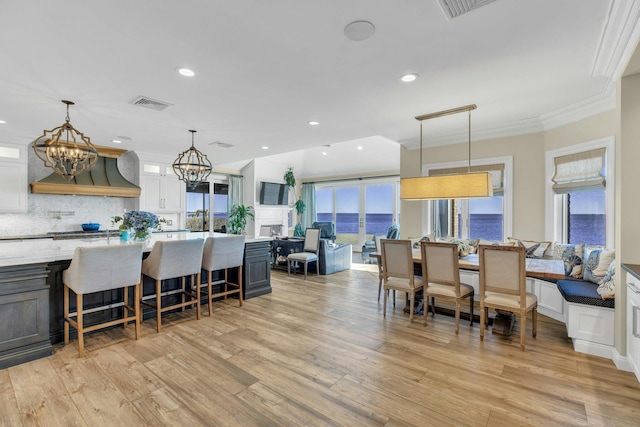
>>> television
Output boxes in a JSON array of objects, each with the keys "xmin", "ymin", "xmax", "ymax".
[{"xmin": 260, "ymin": 181, "xmax": 288, "ymax": 205}]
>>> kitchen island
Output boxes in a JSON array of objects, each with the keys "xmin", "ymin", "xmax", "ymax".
[{"xmin": 0, "ymin": 232, "xmax": 272, "ymax": 368}]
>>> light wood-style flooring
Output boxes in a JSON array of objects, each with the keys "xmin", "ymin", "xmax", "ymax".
[{"xmin": 1, "ymin": 264, "xmax": 639, "ymax": 426}]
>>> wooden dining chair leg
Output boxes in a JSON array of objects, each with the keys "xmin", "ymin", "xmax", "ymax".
[
  {"xmin": 383, "ymin": 289, "xmax": 388, "ymax": 318},
  {"xmin": 480, "ymin": 305, "xmax": 485, "ymax": 341},
  {"xmin": 454, "ymin": 301, "xmax": 461, "ymax": 334},
  {"xmin": 123, "ymin": 285, "xmax": 129, "ymax": 329},
  {"xmin": 76, "ymin": 292, "xmax": 84, "ymax": 357},
  {"xmin": 423, "ymin": 296, "xmax": 428, "ymax": 326},
  {"xmin": 520, "ymin": 314, "xmax": 527, "ymax": 351},
  {"xmin": 195, "ymin": 273, "xmax": 201, "ymax": 320},
  {"xmin": 469, "ymin": 293, "xmax": 474, "ymax": 326},
  {"xmin": 64, "ymin": 284, "xmax": 70, "ymax": 345},
  {"xmin": 408, "ymin": 292, "xmax": 415, "ymax": 322},
  {"xmin": 134, "ymin": 283, "xmax": 141, "ymax": 340},
  {"xmin": 431, "ymin": 296, "xmax": 436, "ymax": 316},
  {"xmin": 532, "ymin": 307, "xmax": 537, "ymax": 338},
  {"xmin": 207, "ymin": 270, "xmax": 213, "ymax": 316}
]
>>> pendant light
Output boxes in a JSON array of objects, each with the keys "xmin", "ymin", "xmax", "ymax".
[
  {"xmin": 32, "ymin": 100, "xmax": 99, "ymax": 181},
  {"xmin": 400, "ymin": 104, "xmax": 493, "ymax": 200},
  {"xmin": 172, "ymin": 130, "xmax": 212, "ymax": 189}
]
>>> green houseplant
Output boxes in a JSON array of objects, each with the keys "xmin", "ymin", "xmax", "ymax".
[
  {"xmin": 228, "ymin": 204, "xmax": 255, "ymax": 235},
  {"xmin": 284, "ymin": 167, "xmax": 306, "ymax": 237}
]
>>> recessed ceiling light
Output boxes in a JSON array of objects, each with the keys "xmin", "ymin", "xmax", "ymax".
[
  {"xmin": 400, "ymin": 73, "xmax": 418, "ymax": 82},
  {"xmin": 357, "ymin": 146, "xmax": 363, "ymax": 150},
  {"xmin": 308, "ymin": 121, "xmax": 319, "ymax": 126},
  {"xmin": 322, "ymin": 151, "xmax": 327, "ymax": 156},
  {"xmin": 261, "ymin": 146, "xmax": 269, "ymax": 150},
  {"xmin": 111, "ymin": 139, "xmax": 122, "ymax": 144},
  {"xmin": 177, "ymin": 67, "xmax": 195, "ymax": 77},
  {"xmin": 344, "ymin": 20, "xmax": 375, "ymax": 41},
  {"xmin": 0, "ymin": 120, "xmax": 6, "ymax": 124}
]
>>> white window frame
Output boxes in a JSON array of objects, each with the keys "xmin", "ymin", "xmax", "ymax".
[
  {"xmin": 545, "ymin": 136, "xmax": 615, "ymax": 248},
  {"xmin": 423, "ymin": 156, "xmax": 513, "ymax": 239}
]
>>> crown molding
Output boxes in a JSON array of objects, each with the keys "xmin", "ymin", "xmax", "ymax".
[{"xmin": 592, "ymin": 0, "xmax": 640, "ymax": 79}]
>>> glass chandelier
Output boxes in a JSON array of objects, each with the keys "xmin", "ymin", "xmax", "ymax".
[
  {"xmin": 172, "ymin": 130, "xmax": 212, "ymax": 189},
  {"xmin": 32, "ymin": 100, "xmax": 99, "ymax": 181}
]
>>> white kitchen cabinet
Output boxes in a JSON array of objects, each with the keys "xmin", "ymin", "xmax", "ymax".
[
  {"xmin": 138, "ymin": 157, "xmax": 184, "ymax": 213},
  {"xmin": 0, "ymin": 143, "xmax": 28, "ymax": 213},
  {"xmin": 625, "ymin": 266, "xmax": 640, "ymax": 382}
]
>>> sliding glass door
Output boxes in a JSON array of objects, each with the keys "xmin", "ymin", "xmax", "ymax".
[{"xmin": 315, "ymin": 178, "xmax": 399, "ymax": 250}]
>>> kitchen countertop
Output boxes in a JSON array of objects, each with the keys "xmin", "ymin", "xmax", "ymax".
[{"xmin": 0, "ymin": 231, "xmax": 272, "ymax": 268}]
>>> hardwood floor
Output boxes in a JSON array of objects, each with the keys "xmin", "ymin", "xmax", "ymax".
[{"xmin": 2, "ymin": 264, "xmax": 639, "ymax": 426}]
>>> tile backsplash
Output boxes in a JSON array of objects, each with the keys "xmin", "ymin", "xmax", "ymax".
[{"xmin": 0, "ymin": 150, "xmax": 139, "ymax": 236}]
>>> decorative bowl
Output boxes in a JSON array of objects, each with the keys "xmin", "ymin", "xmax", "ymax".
[{"xmin": 81, "ymin": 223, "xmax": 100, "ymax": 231}]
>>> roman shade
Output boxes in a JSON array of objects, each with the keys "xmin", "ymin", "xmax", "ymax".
[
  {"xmin": 551, "ymin": 148, "xmax": 606, "ymax": 194},
  {"xmin": 429, "ymin": 163, "xmax": 504, "ymax": 196}
]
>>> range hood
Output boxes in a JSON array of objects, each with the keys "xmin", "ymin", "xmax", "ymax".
[{"xmin": 30, "ymin": 146, "xmax": 141, "ymax": 197}]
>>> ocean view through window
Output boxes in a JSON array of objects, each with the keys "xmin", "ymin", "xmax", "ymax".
[{"xmin": 567, "ymin": 190, "xmax": 605, "ymax": 246}]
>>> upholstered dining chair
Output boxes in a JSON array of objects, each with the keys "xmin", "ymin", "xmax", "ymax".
[
  {"xmin": 287, "ymin": 228, "xmax": 321, "ymax": 279},
  {"xmin": 201, "ymin": 235, "xmax": 245, "ymax": 316},
  {"xmin": 380, "ymin": 239, "xmax": 423, "ymax": 323},
  {"xmin": 63, "ymin": 243, "xmax": 144, "ymax": 356},
  {"xmin": 478, "ymin": 244, "xmax": 538, "ymax": 351},
  {"xmin": 141, "ymin": 239, "xmax": 205, "ymax": 333},
  {"xmin": 420, "ymin": 241, "xmax": 474, "ymax": 333}
]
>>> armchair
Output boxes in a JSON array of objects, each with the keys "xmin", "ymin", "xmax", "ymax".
[
  {"xmin": 361, "ymin": 224, "xmax": 399, "ymax": 263},
  {"xmin": 311, "ymin": 221, "xmax": 336, "ymax": 241}
]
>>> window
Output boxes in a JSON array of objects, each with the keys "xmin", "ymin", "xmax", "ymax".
[
  {"xmin": 213, "ymin": 183, "xmax": 228, "ymax": 232},
  {"xmin": 315, "ymin": 178, "xmax": 400, "ymax": 247},
  {"xmin": 566, "ymin": 190, "xmax": 606, "ymax": 246},
  {"xmin": 186, "ymin": 182, "xmax": 210, "ymax": 231},
  {"xmin": 547, "ymin": 141, "xmax": 612, "ymax": 247},
  {"xmin": 427, "ymin": 158, "xmax": 512, "ymax": 241}
]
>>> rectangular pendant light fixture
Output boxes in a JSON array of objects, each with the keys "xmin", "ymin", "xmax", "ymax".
[
  {"xmin": 400, "ymin": 172, "xmax": 493, "ymax": 200},
  {"xmin": 400, "ymin": 104, "xmax": 493, "ymax": 200}
]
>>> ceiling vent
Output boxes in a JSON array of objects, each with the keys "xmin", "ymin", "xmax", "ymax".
[
  {"xmin": 209, "ymin": 141, "xmax": 233, "ymax": 148},
  {"xmin": 130, "ymin": 96, "xmax": 172, "ymax": 111},
  {"xmin": 437, "ymin": 0, "xmax": 495, "ymax": 20}
]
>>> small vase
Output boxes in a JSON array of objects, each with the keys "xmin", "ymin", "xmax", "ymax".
[
  {"xmin": 132, "ymin": 228, "xmax": 151, "ymax": 242},
  {"xmin": 119, "ymin": 229, "xmax": 130, "ymax": 241}
]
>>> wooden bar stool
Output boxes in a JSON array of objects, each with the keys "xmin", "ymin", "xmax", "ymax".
[
  {"xmin": 200, "ymin": 235, "xmax": 245, "ymax": 316},
  {"xmin": 63, "ymin": 243, "xmax": 144, "ymax": 357},
  {"xmin": 141, "ymin": 239, "xmax": 204, "ymax": 333}
]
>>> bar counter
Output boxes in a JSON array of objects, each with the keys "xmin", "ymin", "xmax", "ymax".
[{"xmin": 0, "ymin": 232, "xmax": 272, "ymax": 369}]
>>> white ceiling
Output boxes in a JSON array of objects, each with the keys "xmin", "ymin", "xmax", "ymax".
[{"xmin": 1, "ymin": 1, "xmax": 639, "ymax": 178}]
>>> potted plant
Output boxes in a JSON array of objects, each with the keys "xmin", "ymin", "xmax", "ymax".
[
  {"xmin": 284, "ymin": 167, "xmax": 307, "ymax": 237},
  {"xmin": 228, "ymin": 204, "xmax": 255, "ymax": 235}
]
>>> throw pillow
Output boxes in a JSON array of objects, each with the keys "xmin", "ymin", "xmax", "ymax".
[
  {"xmin": 553, "ymin": 242, "xmax": 585, "ymax": 279},
  {"xmin": 412, "ymin": 231, "xmax": 436, "ymax": 248},
  {"xmin": 507, "ymin": 237, "xmax": 552, "ymax": 258},
  {"xmin": 478, "ymin": 239, "xmax": 516, "ymax": 247},
  {"xmin": 441, "ymin": 238, "xmax": 475, "ymax": 257},
  {"xmin": 584, "ymin": 248, "xmax": 615, "ymax": 285},
  {"xmin": 597, "ymin": 260, "xmax": 615, "ymax": 299}
]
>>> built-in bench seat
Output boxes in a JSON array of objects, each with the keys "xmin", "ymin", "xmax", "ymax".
[{"xmin": 553, "ymin": 277, "xmax": 615, "ymax": 359}]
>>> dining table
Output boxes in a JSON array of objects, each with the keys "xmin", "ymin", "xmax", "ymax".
[{"xmin": 370, "ymin": 250, "xmax": 565, "ymax": 280}]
